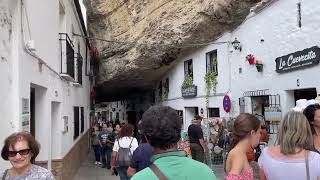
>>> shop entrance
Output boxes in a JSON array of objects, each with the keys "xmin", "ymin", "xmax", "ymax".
[
  {"xmin": 294, "ymin": 88, "xmax": 317, "ymax": 103},
  {"xmin": 184, "ymin": 107, "xmax": 199, "ymax": 130}
]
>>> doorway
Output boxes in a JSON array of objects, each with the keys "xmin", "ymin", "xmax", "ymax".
[
  {"xmin": 294, "ymin": 88, "xmax": 317, "ymax": 103},
  {"xmin": 184, "ymin": 107, "xmax": 199, "ymax": 130},
  {"xmin": 30, "ymin": 88, "xmax": 35, "ymax": 137},
  {"xmin": 127, "ymin": 111, "xmax": 136, "ymax": 125},
  {"xmin": 50, "ymin": 102, "xmax": 61, "ymax": 170}
]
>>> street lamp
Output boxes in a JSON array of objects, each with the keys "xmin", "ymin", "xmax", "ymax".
[{"xmin": 231, "ymin": 38, "xmax": 242, "ymax": 52}]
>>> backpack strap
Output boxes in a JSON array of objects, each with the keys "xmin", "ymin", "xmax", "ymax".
[
  {"xmin": 129, "ymin": 137, "xmax": 134, "ymax": 148},
  {"xmin": 2, "ymin": 169, "xmax": 8, "ymax": 180},
  {"xmin": 150, "ymin": 164, "xmax": 168, "ymax": 180},
  {"xmin": 117, "ymin": 138, "xmax": 121, "ymax": 148}
]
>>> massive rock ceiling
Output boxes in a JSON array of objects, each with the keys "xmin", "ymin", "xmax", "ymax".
[{"xmin": 84, "ymin": 0, "xmax": 264, "ymax": 101}]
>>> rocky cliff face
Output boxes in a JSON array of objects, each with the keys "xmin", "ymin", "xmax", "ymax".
[{"xmin": 84, "ymin": 0, "xmax": 263, "ymax": 100}]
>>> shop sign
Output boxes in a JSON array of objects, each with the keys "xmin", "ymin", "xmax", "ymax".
[
  {"xmin": 182, "ymin": 85, "xmax": 197, "ymax": 98},
  {"xmin": 275, "ymin": 46, "xmax": 320, "ymax": 73}
]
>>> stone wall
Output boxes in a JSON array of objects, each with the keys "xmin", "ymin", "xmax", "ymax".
[{"xmin": 36, "ymin": 130, "xmax": 90, "ymax": 180}]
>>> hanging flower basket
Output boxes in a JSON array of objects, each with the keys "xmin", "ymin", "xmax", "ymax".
[
  {"xmin": 256, "ymin": 64, "xmax": 263, "ymax": 72},
  {"xmin": 246, "ymin": 54, "xmax": 255, "ymax": 65}
]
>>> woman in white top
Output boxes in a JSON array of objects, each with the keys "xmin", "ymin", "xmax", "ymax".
[
  {"xmin": 111, "ymin": 124, "xmax": 138, "ymax": 180},
  {"xmin": 258, "ymin": 111, "xmax": 320, "ymax": 180}
]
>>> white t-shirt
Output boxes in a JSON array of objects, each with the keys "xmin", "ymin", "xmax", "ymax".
[
  {"xmin": 258, "ymin": 147, "xmax": 320, "ymax": 180},
  {"xmin": 113, "ymin": 137, "xmax": 138, "ymax": 154}
]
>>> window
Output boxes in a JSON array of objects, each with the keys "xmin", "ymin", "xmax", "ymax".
[
  {"xmin": 208, "ymin": 108, "xmax": 220, "ymax": 118},
  {"xmin": 206, "ymin": 50, "xmax": 218, "ymax": 75},
  {"xmin": 176, "ymin": 110, "xmax": 183, "ymax": 123},
  {"xmin": 163, "ymin": 78, "xmax": 169, "ymax": 97},
  {"xmin": 110, "ymin": 112, "xmax": 113, "ymax": 121},
  {"xmin": 184, "ymin": 59, "xmax": 193, "ymax": 78},
  {"xmin": 73, "ymin": 106, "xmax": 80, "ymax": 140},
  {"xmin": 158, "ymin": 80, "xmax": 162, "ymax": 98},
  {"xmin": 116, "ymin": 112, "xmax": 119, "ymax": 120},
  {"xmin": 297, "ymin": 2, "xmax": 302, "ymax": 28},
  {"xmin": 77, "ymin": 43, "xmax": 83, "ymax": 84},
  {"xmin": 80, "ymin": 107, "xmax": 84, "ymax": 133}
]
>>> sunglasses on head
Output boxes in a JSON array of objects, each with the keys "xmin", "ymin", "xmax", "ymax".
[{"xmin": 8, "ymin": 149, "xmax": 31, "ymax": 157}]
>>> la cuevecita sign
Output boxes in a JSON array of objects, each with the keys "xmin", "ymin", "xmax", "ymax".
[{"xmin": 275, "ymin": 46, "xmax": 320, "ymax": 73}]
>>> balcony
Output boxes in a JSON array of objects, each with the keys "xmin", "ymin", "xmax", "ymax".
[{"xmin": 59, "ymin": 33, "xmax": 75, "ymax": 81}]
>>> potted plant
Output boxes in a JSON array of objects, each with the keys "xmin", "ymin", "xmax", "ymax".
[
  {"xmin": 246, "ymin": 54, "xmax": 255, "ymax": 65},
  {"xmin": 255, "ymin": 60, "xmax": 263, "ymax": 72},
  {"xmin": 204, "ymin": 71, "xmax": 218, "ymax": 105},
  {"xmin": 182, "ymin": 75, "xmax": 194, "ymax": 88}
]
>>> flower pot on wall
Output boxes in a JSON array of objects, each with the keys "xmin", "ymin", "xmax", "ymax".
[{"xmin": 256, "ymin": 64, "xmax": 263, "ymax": 72}]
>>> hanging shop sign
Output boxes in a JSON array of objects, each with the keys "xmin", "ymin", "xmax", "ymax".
[
  {"xmin": 181, "ymin": 85, "xmax": 197, "ymax": 98},
  {"xmin": 275, "ymin": 46, "xmax": 320, "ymax": 73},
  {"xmin": 223, "ymin": 95, "xmax": 231, "ymax": 113}
]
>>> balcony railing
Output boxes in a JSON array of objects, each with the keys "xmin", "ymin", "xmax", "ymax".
[{"xmin": 59, "ymin": 33, "xmax": 75, "ymax": 81}]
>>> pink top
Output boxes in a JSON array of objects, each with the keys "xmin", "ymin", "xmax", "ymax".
[{"xmin": 226, "ymin": 168, "xmax": 254, "ymax": 180}]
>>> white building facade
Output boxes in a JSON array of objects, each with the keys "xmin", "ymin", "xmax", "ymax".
[
  {"xmin": 0, "ymin": 0, "xmax": 93, "ymax": 179},
  {"xmin": 159, "ymin": 0, "xmax": 320, "ymax": 132}
]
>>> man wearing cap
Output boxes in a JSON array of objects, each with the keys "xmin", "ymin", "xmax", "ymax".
[{"xmin": 188, "ymin": 115, "xmax": 208, "ymax": 163}]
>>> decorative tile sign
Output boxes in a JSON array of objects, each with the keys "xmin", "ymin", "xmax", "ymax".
[{"xmin": 275, "ymin": 46, "xmax": 320, "ymax": 73}]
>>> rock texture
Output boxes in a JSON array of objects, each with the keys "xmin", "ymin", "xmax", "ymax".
[{"xmin": 84, "ymin": 0, "xmax": 263, "ymax": 100}]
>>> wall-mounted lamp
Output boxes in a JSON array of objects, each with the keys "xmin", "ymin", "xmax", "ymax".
[{"xmin": 231, "ymin": 38, "xmax": 242, "ymax": 52}]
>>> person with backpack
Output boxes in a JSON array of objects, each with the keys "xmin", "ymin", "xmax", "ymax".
[{"xmin": 111, "ymin": 124, "xmax": 138, "ymax": 180}]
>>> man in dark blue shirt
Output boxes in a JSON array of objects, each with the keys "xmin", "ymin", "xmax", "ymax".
[{"xmin": 127, "ymin": 135, "xmax": 153, "ymax": 177}]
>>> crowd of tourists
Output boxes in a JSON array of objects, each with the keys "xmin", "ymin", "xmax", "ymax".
[{"xmin": 1, "ymin": 103, "xmax": 320, "ymax": 179}]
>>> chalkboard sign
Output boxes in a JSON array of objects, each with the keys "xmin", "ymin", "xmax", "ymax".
[
  {"xmin": 182, "ymin": 85, "xmax": 197, "ymax": 98},
  {"xmin": 275, "ymin": 46, "xmax": 320, "ymax": 73}
]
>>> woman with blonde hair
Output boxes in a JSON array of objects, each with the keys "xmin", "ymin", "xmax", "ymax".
[{"xmin": 258, "ymin": 111, "xmax": 320, "ymax": 180}]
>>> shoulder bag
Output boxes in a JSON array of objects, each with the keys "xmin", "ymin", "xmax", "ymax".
[
  {"xmin": 305, "ymin": 150, "xmax": 310, "ymax": 180},
  {"xmin": 150, "ymin": 164, "xmax": 168, "ymax": 180}
]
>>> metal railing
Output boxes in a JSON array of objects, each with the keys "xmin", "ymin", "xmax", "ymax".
[{"xmin": 59, "ymin": 33, "xmax": 75, "ymax": 80}]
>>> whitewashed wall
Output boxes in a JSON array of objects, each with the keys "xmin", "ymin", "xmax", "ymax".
[
  {"xmin": 229, "ymin": 0, "xmax": 320, "ymax": 115},
  {"xmin": 161, "ymin": 0, "xmax": 320, "ymax": 130},
  {"xmin": 0, "ymin": 0, "xmax": 20, "ymax": 171},
  {"xmin": 0, "ymin": 0, "xmax": 91, "ymax": 172}
]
